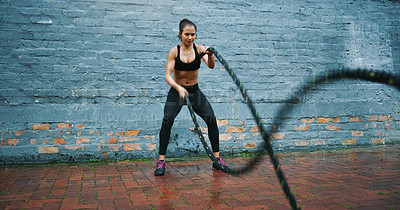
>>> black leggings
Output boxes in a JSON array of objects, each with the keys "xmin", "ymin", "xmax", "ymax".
[{"xmin": 159, "ymin": 84, "xmax": 219, "ymax": 155}]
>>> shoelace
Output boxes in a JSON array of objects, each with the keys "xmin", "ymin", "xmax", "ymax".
[
  {"xmin": 157, "ymin": 161, "xmax": 165, "ymax": 169},
  {"xmin": 217, "ymin": 158, "xmax": 226, "ymax": 165}
]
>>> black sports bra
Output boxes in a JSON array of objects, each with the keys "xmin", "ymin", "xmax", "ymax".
[{"xmin": 175, "ymin": 44, "xmax": 201, "ymax": 71}]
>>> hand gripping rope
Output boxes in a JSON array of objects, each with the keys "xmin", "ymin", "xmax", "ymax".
[{"xmin": 189, "ymin": 48, "xmax": 400, "ymax": 210}]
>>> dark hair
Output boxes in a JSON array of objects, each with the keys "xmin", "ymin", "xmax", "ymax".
[{"xmin": 178, "ymin": 19, "xmax": 197, "ymax": 40}]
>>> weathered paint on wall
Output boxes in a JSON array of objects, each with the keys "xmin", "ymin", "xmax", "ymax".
[{"xmin": 0, "ymin": 0, "xmax": 399, "ymax": 164}]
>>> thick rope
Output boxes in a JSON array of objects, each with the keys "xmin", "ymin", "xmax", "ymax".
[
  {"xmin": 185, "ymin": 94, "xmax": 232, "ymax": 173},
  {"xmin": 273, "ymin": 68, "xmax": 400, "ymax": 135},
  {"xmin": 209, "ymin": 47, "xmax": 300, "ymax": 209},
  {"xmin": 189, "ymin": 47, "xmax": 400, "ymax": 210}
]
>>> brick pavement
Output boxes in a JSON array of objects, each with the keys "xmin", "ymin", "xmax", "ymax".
[{"xmin": 0, "ymin": 145, "xmax": 399, "ymax": 209}]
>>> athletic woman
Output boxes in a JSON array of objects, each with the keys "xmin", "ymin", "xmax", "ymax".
[{"xmin": 154, "ymin": 19, "xmax": 226, "ymax": 176}]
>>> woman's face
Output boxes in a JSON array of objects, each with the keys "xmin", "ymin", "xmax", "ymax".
[{"xmin": 180, "ymin": 26, "xmax": 196, "ymax": 45}]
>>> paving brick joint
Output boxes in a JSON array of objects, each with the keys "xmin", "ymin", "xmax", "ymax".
[
  {"xmin": 0, "ymin": 145, "xmax": 399, "ymax": 209},
  {"xmin": 1, "ymin": 0, "xmax": 400, "ymax": 164}
]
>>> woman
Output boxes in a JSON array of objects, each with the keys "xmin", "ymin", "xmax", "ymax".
[{"xmin": 154, "ymin": 19, "xmax": 226, "ymax": 176}]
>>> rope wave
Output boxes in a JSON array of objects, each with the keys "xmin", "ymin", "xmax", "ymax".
[{"xmin": 186, "ymin": 47, "xmax": 400, "ymax": 210}]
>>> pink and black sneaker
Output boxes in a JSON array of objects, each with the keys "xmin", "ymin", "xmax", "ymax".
[
  {"xmin": 154, "ymin": 160, "xmax": 166, "ymax": 176},
  {"xmin": 212, "ymin": 157, "xmax": 227, "ymax": 172}
]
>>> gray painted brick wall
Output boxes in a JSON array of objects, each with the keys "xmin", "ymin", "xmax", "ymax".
[{"xmin": 1, "ymin": 0, "xmax": 399, "ymax": 164}]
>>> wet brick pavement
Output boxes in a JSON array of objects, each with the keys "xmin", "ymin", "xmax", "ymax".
[{"xmin": 0, "ymin": 145, "xmax": 399, "ymax": 209}]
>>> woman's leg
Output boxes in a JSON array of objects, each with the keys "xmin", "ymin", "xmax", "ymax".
[
  {"xmin": 159, "ymin": 88, "xmax": 184, "ymax": 158},
  {"xmin": 190, "ymin": 88, "xmax": 220, "ymax": 156},
  {"xmin": 155, "ymin": 88, "xmax": 184, "ymax": 176}
]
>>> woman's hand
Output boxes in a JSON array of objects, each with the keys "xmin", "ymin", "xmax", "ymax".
[
  {"xmin": 201, "ymin": 46, "xmax": 215, "ymax": 69},
  {"xmin": 177, "ymin": 86, "xmax": 189, "ymax": 99},
  {"xmin": 203, "ymin": 46, "xmax": 213, "ymax": 56}
]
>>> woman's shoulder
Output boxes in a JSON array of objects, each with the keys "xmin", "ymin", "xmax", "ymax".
[
  {"xmin": 194, "ymin": 43, "xmax": 205, "ymax": 53},
  {"xmin": 168, "ymin": 45, "xmax": 178, "ymax": 58},
  {"xmin": 194, "ymin": 43, "xmax": 205, "ymax": 48},
  {"xmin": 169, "ymin": 45, "xmax": 178, "ymax": 52}
]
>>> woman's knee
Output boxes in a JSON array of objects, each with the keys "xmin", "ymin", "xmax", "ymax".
[{"xmin": 162, "ymin": 114, "xmax": 175, "ymax": 128}]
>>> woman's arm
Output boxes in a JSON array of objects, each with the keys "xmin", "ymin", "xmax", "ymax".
[
  {"xmin": 165, "ymin": 47, "xmax": 188, "ymax": 99},
  {"xmin": 199, "ymin": 45, "xmax": 215, "ymax": 69}
]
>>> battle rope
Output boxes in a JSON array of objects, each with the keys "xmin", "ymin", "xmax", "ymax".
[
  {"xmin": 190, "ymin": 48, "xmax": 400, "ymax": 210},
  {"xmin": 272, "ymin": 68, "xmax": 400, "ymax": 140},
  {"xmin": 185, "ymin": 94, "xmax": 232, "ymax": 174},
  {"xmin": 193, "ymin": 48, "xmax": 300, "ymax": 209}
]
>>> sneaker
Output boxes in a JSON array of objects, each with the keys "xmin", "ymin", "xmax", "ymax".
[
  {"xmin": 154, "ymin": 160, "xmax": 166, "ymax": 176},
  {"xmin": 212, "ymin": 157, "xmax": 227, "ymax": 172}
]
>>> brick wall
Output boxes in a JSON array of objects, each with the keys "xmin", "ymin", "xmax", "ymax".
[{"xmin": 1, "ymin": 0, "xmax": 399, "ymax": 164}]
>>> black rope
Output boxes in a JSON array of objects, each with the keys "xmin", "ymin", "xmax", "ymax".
[
  {"xmin": 187, "ymin": 47, "xmax": 300, "ymax": 209},
  {"xmin": 209, "ymin": 47, "xmax": 300, "ymax": 209},
  {"xmin": 273, "ymin": 69, "xmax": 400, "ymax": 135},
  {"xmin": 187, "ymin": 47, "xmax": 400, "ymax": 210},
  {"xmin": 185, "ymin": 94, "xmax": 232, "ymax": 173}
]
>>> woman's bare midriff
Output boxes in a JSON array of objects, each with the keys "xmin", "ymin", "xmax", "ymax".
[{"xmin": 174, "ymin": 69, "xmax": 199, "ymax": 86}]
